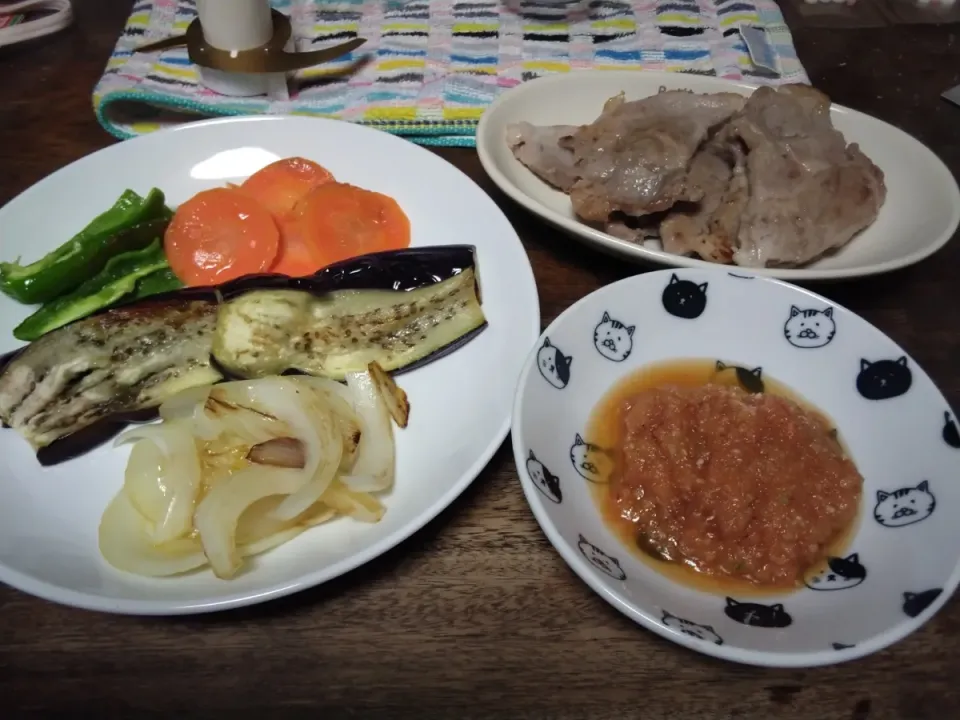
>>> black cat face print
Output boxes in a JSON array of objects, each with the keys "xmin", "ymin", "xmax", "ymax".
[
  {"xmin": 537, "ymin": 337, "xmax": 572, "ymax": 389},
  {"xmin": 804, "ymin": 553, "xmax": 867, "ymax": 592},
  {"xmin": 944, "ymin": 411, "xmax": 960, "ymax": 449},
  {"xmin": 661, "ymin": 611, "xmax": 723, "ymax": 645},
  {"xmin": 525, "ymin": 450, "xmax": 561, "ymax": 504},
  {"xmin": 724, "ymin": 598, "xmax": 793, "ymax": 628},
  {"xmin": 856, "ymin": 357, "xmax": 912, "ymax": 400},
  {"xmin": 874, "ymin": 481, "xmax": 936, "ymax": 528},
  {"xmin": 902, "ymin": 589, "xmax": 942, "ymax": 619},
  {"xmin": 662, "ymin": 274, "xmax": 708, "ymax": 319},
  {"xmin": 784, "ymin": 306, "xmax": 837, "ymax": 349},
  {"xmin": 715, "ymin": 361, "xmax": 765, "ymax": 394},
  {"xmin": 577, "ymin": 534, "xmax": 626, "ymax": 580},
  {"xmin": 570, "ymin": 434, "xmax": 614, "ymax": 483},
  {"xmin": 593, "ymin": 312, "xmax": 635, "ymax": 362}
]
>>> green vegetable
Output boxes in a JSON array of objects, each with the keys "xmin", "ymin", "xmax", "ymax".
[
  {"xmin": 13, "ymin": 240, "xmax": 171, "ymax": 341},
  {"xmin": 0, "ymin": 188, "xmax": 169, "ymax": 305},
  {"xmin": 131, "ymin": 268, "xmax": 184, "ymax": 300}
]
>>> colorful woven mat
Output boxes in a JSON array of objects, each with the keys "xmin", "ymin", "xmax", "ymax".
[{"xmin": 93, "ymin": 0, "xmax": 809, "ymax": 147}]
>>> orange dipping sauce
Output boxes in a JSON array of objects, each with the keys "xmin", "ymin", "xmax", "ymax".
[{"xmin": 587, "ymin": 359, "xmax": 863, "ymax": 596}]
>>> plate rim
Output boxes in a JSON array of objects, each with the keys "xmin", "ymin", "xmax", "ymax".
[
  {"xmin": 0, "ymin": 114, "xmax": 542, "ymax": 616},
  {"xmin": 477, "ymin": 70, "xmax": 960, "ymax": 282},
  {"xmin": 510, "ymin": 266, "xmax": 960, "ymax": 668}
]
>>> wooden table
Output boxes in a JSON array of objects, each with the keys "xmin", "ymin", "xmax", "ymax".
[{"xmin": 2, "ymin": 3, "xmax": 959, "ymax": 718}]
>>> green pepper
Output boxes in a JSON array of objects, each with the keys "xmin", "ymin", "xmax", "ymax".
[
  {"xmin": 130, "ymin": 267, "xmax": 184, "ymax": 300},
  {"xmin": 0, "ymin": 188, "xmax": 169, "ymax": 305},
  {"xmin": 13, "ymin": 240, "xmax": 171, "ymax": 341}
]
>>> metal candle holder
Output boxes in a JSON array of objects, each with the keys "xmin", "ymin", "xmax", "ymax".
[{"xmin": 135, "ymin": 1, "xmax": 365, "ymax": 97}]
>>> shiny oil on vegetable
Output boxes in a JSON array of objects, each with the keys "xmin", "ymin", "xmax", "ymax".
[{"xmin": 100, "ymin": 363, "xmax": 407, "ymax": 580}]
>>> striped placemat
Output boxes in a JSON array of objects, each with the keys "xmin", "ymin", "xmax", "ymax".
[{"xmin": 93, "ymin": 0, "xmax": 809, "ymax": 147}]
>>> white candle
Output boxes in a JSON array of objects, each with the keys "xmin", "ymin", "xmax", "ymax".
[
  {"xmin": 196, "ymin": 0, "xmax": 272, "ymax": 51},
  {"xmin": 194, "ymin": 0, "xmax": 288, "ymax": 99}
]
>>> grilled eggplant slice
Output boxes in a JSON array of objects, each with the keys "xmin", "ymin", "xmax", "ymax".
[
  {"xmin": 0, "ymin": 298, "xmax": 222, "ymax": 462},
  {"xmin": 0, "ymin": 245, "xmax": 486, "ymax": 464},
  {"xmin": 213, "ymin": 267, "xmax": 484, "ymax": 380},
  {"xmin": 211, "ymin": 245, "xmax": 486, "ymax": 380}
]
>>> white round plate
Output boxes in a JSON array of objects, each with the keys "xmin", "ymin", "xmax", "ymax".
[
  {"xmin": 0, "ymin": 116, "xmax": 540, "ymax": 615},
  {"xmin": 477, "ymin": 71, "xmax": 960, "ymax": 281},
  {"xmin": 512, "ymin": 268, "xmax": 960, "ymax": 667}
]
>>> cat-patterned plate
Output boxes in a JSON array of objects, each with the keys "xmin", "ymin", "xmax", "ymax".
[{"xmin": 511, "ymin": 268, "xmax": 960, "ymax": 667}]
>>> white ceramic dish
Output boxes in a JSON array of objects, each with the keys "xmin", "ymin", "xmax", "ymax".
[
  {"xmin": 477, "ymin": 71, "xmax": 960, "ymax": 281},
  {"xmin": 0, "ymin": 116, "xmax": 540, "ymax": 615},
  {"xmin": 512, "ymin": 267, "xmax": 960, "ymax": 667}
]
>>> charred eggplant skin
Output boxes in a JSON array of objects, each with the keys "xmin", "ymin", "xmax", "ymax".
[
  {"xmin": 222, "ymin": 245, "xmax": 481, "ymax": 301},
  {"xmin": 0, "ymin": 297, "xmax": 221, "ymax": 463},
  {"xmin": 212, "ymin": 267, "xmax": 486, "ymax": 381},
  {"xmin": 138, "ymin": 244, "xmax": 486, "ymax": 380},
  {"xmin": 0, "ymin": 244, "xmax": 482, "ymax": 367},
  {"xmin": 128, "ymin": 244, "xmax": 486, "ymax": 378},
  {"xmin": 101, "ymin": 244, "xmax": 482, "ymax": 307},
  {"xmin": 0, "ymin": 246, "xmax": 485, "ymax": 465}
]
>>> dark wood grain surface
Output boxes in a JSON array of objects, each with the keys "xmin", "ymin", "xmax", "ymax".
[
  {"xmin": 2, "ymin": 3, "xmax": 959, "ymax": 718},
  {"xmin": 779, "ymin": 0, "xmax": 960, "ymax": 28}
]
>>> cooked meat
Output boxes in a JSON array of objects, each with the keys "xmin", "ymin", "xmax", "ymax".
[
  {"xmin": 506, "ymin": 83, "xmax": 886, "ymax": 269},
  {"xmin": 729, "ymin": 85, "xmax": 887, "ymax": 267},
  {"xmin": 604, "ymin": 212, "xmax": 664, "ymax": 244},
  {"xmin": 505, "ymin": 122, "xmax": 581, "ymax": 193},
  {"xmin": 659, "ymin": 139, "xmax": 749, "ymax": 263},
  {"xmin": 507, "ymin": 91, "xmax": 746, "ymax": 223},
  {"xmin": 563, "ymin": 91, "xmax": 747, "ymax": 222},
  {"xmin": 0, "ymin": 298, "xmax": 221, "ymax": 449}
]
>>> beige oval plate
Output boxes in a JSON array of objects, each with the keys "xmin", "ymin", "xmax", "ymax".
[{"xmin": 477, "ymin": 71, "xmax": 960, "ymax": 282}]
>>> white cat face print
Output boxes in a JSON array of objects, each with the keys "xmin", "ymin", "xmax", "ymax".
[
  {"xmin": 537, "ymin": 337, "xmax": 572, "ymax": 389},
  {"xmin": 577, "ymin": 534, "xmax": 626, "ymax": 580},
  {"xmin": 570, "ymin": 434, "xmax": 613, "ymax": 483},
  {"xmin": 661, "ymin": 611, "xmax": 723, "ymax": 645},
  {"xmin": 804, "ymin": 553, "xmax": 867, "ymax": 591},
  {"xmin": 874, "ymin": 481, "xmax": 936, "ymax": 528},
  {"xmin": 784, "ymin": 306, "xmax": 836, "ymax": 349},
  {"xmin": 593, "ymin": 312, "xmax": 634, "ymax": 362},
  {"xmin": 525, "ymin": 450, "xmax": 562, "ymax": 504}
]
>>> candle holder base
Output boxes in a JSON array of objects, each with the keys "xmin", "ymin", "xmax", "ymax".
[{"xmin": 133, "ymin": 9, "xmax": 365, "ymax": 98}]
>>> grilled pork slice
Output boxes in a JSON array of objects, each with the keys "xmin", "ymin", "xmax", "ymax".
[
  {"xmin": 506, "ymin": 90, "xmax": 746, "ymax": 223},
  {"xmin": 730, "ymin": 85, "xmax": 887, "ymax": 268},
  {"xmin": 505, "ymin": 122, "xmax": 582, "ymax": 193},
  {"xmin": 561, "ymin": 90, "xmax": 746, "ymax": 222},
  {"xmin": 659, "ymin": 138, "xmax": 749, "ymax": 264}
]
